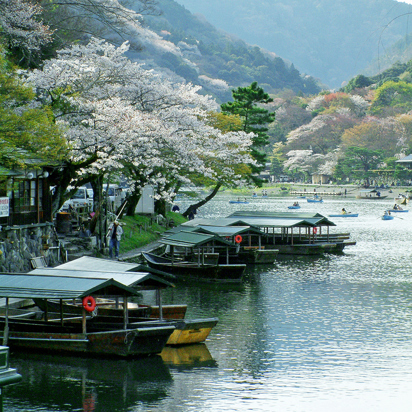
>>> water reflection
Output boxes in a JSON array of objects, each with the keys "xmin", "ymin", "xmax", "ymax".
[
  {"xmin": 5, "ymin": 352, "xmax": 172, "ymax": 412},
  {"xmin": 161, "ymin": 343, "xmax": 217, "ymax": 369},
  {"xmin": 5, "ymin": 195, "xmax": 412, "ymax": 411}
]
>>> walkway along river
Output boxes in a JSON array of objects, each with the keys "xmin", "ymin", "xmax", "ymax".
[{"xmin": 4, "ymin": 194, "xmax": 412, "ymax": 412}]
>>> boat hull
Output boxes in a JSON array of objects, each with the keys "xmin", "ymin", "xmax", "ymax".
[
  {"xmin": 142, "ymin": 252, "xmax": 245, "ymax": 283},
  {"xmin": 329, "ymin": 213, "xmax": 359, "ymax": 217},
  {"xmin": 0, "ymin": 318, "xmax": 174, "ymax": 357}
]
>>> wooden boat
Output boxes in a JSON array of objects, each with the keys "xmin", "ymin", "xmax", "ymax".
[
  {"xmin": 32, "ymin": 298, "xmax": 218, "ymax": 346},
  {"xmin": 329, "ymin": 213, "xmax": 359, "ymax": 217},
  {"xmin": 142, "ymin": 252, "xmax": 245, "ymax": 283},
  {"xmin": 0, "ymin": 272, "xmax": 176, "ymax": 357},
  {"xmin": 357, "ymin": 189, "xmax": 387, "ymax": 200}
]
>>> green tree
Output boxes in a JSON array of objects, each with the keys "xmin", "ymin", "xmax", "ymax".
[
  {"xmin": 370, "ymin": 81, "xmax": 412, "ymax": 116},
  {"xmin": 221, "ymin": 81, "xmax": 275, "ymax": 185},
  {"xmin": 335, "ymin": 146, "xmax": 384, "ymax": 185},
  {"xmin": 0, "ymin": 51, "xmax": 66, "ymax": 169}
]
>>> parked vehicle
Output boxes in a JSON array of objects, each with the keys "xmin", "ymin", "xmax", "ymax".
[
  {"xmin": 60, "ymin": 186, "xmax": 93, "ymax": 212},
  {"xmin": 104, "ymin": 184, "xmax": 123, "ymax": 212}
]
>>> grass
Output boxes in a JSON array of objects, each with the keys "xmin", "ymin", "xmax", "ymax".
[{"xmin": 119, "ymin": 212, "xmax": 187, "ymax": 253}]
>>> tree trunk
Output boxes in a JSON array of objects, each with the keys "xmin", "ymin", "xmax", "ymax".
[
  {"xmin": 155, "ymin": 198, "xmax": 167, "ymax": 216},
  {"xmin": 125, "ymin": 191, "xmax": 141, "ymax": 216},
  {"xmin": 182, "ymin": 182, "xmax": 222, "ymax": 218}
]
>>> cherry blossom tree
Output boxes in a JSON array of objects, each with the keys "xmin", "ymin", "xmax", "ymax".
[
  {"xmin": 24, "ymin": 38, "xmax": 254, "ymax": 220},
  {"xmin": 0, "ymin": 0, "xmax": 53, "ymax": 65}
]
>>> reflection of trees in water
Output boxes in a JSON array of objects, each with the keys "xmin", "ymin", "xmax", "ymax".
[{"xmin": 5, "ymin": 353, "xmax": 172, "ymax": 412}]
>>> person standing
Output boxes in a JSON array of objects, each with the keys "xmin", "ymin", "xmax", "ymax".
[{"xmin": 108, "ymin": 220, "xmax": 123, "ymax": 259}]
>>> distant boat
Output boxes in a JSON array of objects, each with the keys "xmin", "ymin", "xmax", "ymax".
[
  {"xmin": 288, "ymin": 205, "xmax": 301, "ymax": 209},
  {"xmin": 307, "ymin": 198, "xmax": 323, "ymax": 203},
  {"xmin": 229, "ymin": 200, "xmax": 249, "ymax": 204},
  {"xmin": 329, "ymin": 213, "xmax": 358, "ymax": 217},
  {"xmin": 388, "ymin": 209, "xmax": 408, "ymax": 213},
  {"xmin": 357, "ymin": 189, "xmax": 387, "ymax": 200}
]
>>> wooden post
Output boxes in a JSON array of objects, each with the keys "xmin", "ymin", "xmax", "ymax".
[{"xmin": 2, "ymin": 298, "xmax": 8, "ymax": 346}]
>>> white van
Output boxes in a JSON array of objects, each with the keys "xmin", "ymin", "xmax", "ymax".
[
  {"xmin": 104, "ymin": 184, "xmax": 123, "ymax": 212},
  {"xmin": 61, "ymin": 186, "xmax": 93, "ymax": 211}
]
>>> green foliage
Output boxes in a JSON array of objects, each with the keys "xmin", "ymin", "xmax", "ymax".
[
  {"xmin": 221, "ymin": 82, "xmax": 275, "ymax": 183},
  {"xmin": 342, "ymin": 74, "xmax": 373, "ymax": 93},
  {"xmin": 0, "ymin": 51, "xmax": 67, "ymax": 169},
  {"xmin": 120, "ymin": 212, "xmax": 187, "ymax": 253},
  {"xmin": 335, "ymin": 146, "xmax": 384, "ymax": 181},
  {"xmin": 370, "ymin": 81, "xmax": 412, "ymax": 115}
]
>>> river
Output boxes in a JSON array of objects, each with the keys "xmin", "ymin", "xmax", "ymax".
[{"xmin": 5, "ymin": 192, "xmax": 412, "ymax": 412}]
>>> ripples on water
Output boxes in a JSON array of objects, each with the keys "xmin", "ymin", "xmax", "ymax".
[{"xmin": 5, "ymin": 194, "xmax": 412, "ymax": 412}]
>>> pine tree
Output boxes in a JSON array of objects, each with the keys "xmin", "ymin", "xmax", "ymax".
[{"xmin": 221, "ymin": 81, "xmax": 275, "ymax": 184}]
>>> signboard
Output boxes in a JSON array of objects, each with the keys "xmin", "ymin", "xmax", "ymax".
[{"xmin": 0, "ymin": 198, "xmax": 9, "ymax": 217}]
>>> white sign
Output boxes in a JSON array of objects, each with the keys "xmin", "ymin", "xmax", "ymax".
[{"xmin": 0, "ymin": 197, "xmax": 9, "ymax": 217}]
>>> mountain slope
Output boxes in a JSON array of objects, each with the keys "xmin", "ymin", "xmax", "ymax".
[
  {"xmin": 125, "ymin": 0, "xmax": 321, "ymax": 100},
  {"xmin": 173, "ymin": 0, "xmax": 412, "ymax": 88}
]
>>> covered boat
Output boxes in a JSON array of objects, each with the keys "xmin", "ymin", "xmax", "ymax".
[
  {"xmin": 356, "ymin": 189, "xmax": 387, "ymax": 200},
  {"xmin": 0, "ymin": 272, "xmax": 175, "ymax": 357},
  {"xmin": 143, "ymin": 231, "xmax": 246, "ymax": 283}
]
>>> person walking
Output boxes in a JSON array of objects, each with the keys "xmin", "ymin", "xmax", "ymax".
[{"xmin": 108, "ymin": 220, "xmax": 123, "ymax": 259}]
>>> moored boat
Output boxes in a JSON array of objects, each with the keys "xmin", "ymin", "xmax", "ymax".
[
  {"xmin": 142, "ymin": 251, "xmax": 245, "ymax": 283},
  {"xmin": 0, "ymin": 272, "xmax": 176, "ymax": 357}
]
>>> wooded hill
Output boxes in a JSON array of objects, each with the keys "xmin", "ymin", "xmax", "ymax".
[
  {"xmin": 174, "ymin": 0, "xmax": 412, "ymax": 89},
  {"xmin": 131, "ymin": 0, "xmax": 321, "ymax": 101},
  {"xmin": 270, "ymin": 57, "xmax": 412, "ymax": 184}
]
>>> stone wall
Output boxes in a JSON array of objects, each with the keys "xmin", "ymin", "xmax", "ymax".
[{"xmin": 0, "ymin": 223, "xmax": 63, "ymax": 273}]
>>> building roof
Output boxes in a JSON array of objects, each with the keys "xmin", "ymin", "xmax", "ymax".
[{"xmin": 396, "ymin": 154, "xmax": 412, "ymax": 163}]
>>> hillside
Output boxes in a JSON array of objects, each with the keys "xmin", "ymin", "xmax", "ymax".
[
  {"xmin": 126, "ymin": 0, "xmax": 321, "ymax": 101},
  {"xmin": 173, "ymin": 0, "xmax": 412, "ymax": 89}
]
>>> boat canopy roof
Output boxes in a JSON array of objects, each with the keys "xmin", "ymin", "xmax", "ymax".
[
  {"xmin": 194, "ymin": 225, "xmax": 262, "ymax": 237},
  {"xmin": 55, "ymin": 256, "xmax": 176, "ymax": 279},
  {"xmin": 159, "ymin": 231, "xmax": 232, "ymax": 248},
  {"xmin": 182, "ymin": 215, "xmax": 334, "ymax": 229},
  {"xmin": 30, "ymin": 268, "xmax": 175, "ymax": 289},
  {"xmin": 359, "ymin": 189, "xmax": 380, "ymax": 193},
  {"xmin": 227, "ymin": 211, "xmax": 336, "ymax": 227},
  {"xmin": 0, "ymin": 272, "xmax": 144, "ymax": 299}
]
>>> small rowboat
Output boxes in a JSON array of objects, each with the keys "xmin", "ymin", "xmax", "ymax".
[
  {"xmin": 329, "ymin": 213, "xmax": 359, "ymax": 217},
  {"xmin": 382, "ymin": 214, "xmax": 394, "ymax": 220},
  {"xmin": 288, "ymin": 205, "xmax": 301, "ymax": 209},
  {"xmin": 388, "ymin": 209, "xmax": 408, "ymax": 213},
  {"xmin": 229, "ymin": 200, "xmax": 249, "ymax": 204},
  {"xmin": 307, "ymin": 198, "xmax": 323, "ymax": 203}
]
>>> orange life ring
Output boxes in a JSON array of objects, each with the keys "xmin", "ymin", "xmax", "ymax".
[
  {"xmin": 82, "ymin": 296, "xmax": 96, "ymax": 312},
  {"xmin": 313, "ymin": 227, "xmax": 318, "ymax": 234},
  {"xmin": 235, "ymin": 235, "xmax": 243, "ymax": 243}
]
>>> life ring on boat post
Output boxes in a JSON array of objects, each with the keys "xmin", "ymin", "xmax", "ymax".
[
  {"xmin": 313, "ymin": 227, "xmax": 318, "ymax": 235},
  {"xmin": 82, "ymin": 296, "xmax": 96, "ymax": 312},
  {"xmin": 235, "ymin": 235, "xmax": 243, "ymax": 244}
]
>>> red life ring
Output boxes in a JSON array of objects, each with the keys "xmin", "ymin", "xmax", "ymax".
[
  {"xmin": 82, "ymin": 296, "xmax": 96, "ymax": 312},
  {"xmin": 235, "ymin": 235, "xmax": 243, "ymax": 243},
  {"xmin": 313, "ymin": 227, "xmax": 318, "ymax": 234}
]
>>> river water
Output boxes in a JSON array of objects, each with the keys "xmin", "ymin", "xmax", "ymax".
[{"xmin": 5, "ymin": 193, "xmax": 412, "ymax": 412}]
